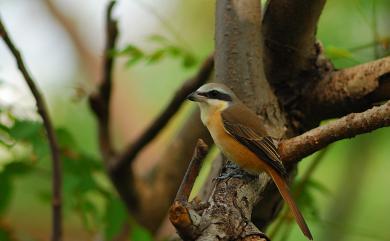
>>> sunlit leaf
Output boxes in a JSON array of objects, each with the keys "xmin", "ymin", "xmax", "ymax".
[
  {"xmin": 326, "ymin": 46, "xmax": 353, "ymax": 58},
  {"xmin": 148, "ymin": 34, "xmax": 169, "ymax": 44}
]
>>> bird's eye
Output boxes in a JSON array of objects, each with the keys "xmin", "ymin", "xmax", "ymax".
[{"xmin": 208, "ymin": 90, "xmax": 219, "ymax": 98}]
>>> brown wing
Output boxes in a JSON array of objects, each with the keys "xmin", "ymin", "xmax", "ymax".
[{"xmin": 221, "ymin": 104, "xmax": 287, "ymax": 177}]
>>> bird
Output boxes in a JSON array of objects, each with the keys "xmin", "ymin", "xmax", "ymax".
[{"xmin": 187, "ymin": 83, "xmax": 313, "ymax": 240}]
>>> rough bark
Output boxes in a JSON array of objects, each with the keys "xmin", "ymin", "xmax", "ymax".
[
  {"xmin": 279, "ymin": 100, "xmax": 390, "ymax": 162},
  {"xmin": 262, "ymin": 0, "xmax": 327, "ymax": 108},
  {"xmin": 305, "ymin": 56, "xmax": 390, "ymax": 120},
  {"xmin": 169, "ymin": 0, "xmax": 289, "ymax": 239}
]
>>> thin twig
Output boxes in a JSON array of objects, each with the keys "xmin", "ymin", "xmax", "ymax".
[
  {"xmin": 114, "ymin": 54, "xmax": 214, "ymax": 172},
  {"xmin": 175, "ymin": 139, "xmax": 209, "ymax": 202},
  {"xmin": 89, "ymin": 0, "xmax": 118, "ymax": 160},
  {"xmin": 1, "ymin": 18, "xmax": 63, "ymax": 241},
  {"xmin": 169, "ymin": 139, "xmax": 209, "ymax": 241},
  {"xmin": 279, "ymin": 100, "xmax": 390, "ymax": 163}
]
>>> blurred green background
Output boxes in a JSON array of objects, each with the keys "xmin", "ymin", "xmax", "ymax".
[{"xmin": 0, "ymin": 0, "xmax": 389, "ymax": 240}]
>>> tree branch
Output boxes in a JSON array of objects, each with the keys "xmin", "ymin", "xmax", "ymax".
[
  {"xmin": 1, "ymin": 17, "xmax": 63, "ymax": 241},
  {"xmin": 279, "ymin": 100, "xmax": 390, "ymax": 162},
  {"xmin": 305, "ymin": 56, "xmax": 390, "ymax": 120},
  {"xmin": 113, "ymin": 54, "xmax": 214, "ymax": 173},
  {"xmin": 89, "ymin": 0, "xmax": 118, "ymax": 161},
  {"xmin": 174, "ymin": 139, "xmax": 209, "ymax": 202},
  {"xmin": 169, "ymin": 140, "xmax": 209, "ymax": 240},
  {"xmin": 262, "ymin": 0, "xmax": 327, "ymax": 95},
  {"xmin": 262, "ymin": 0, "xmax": 330, "ymax": 131}
]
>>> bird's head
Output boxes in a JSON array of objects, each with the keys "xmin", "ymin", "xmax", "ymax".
[{"xmin": 187, "ymin": 83, "xmax": 236, "ymax": 112}]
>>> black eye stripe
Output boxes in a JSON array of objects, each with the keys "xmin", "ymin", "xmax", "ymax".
[{"xmin": 198, "ymin": 90, "xmax": 232, "ymax": 101}]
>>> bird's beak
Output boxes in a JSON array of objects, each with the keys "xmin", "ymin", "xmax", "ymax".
[{"xmin": 187, "ymin": 91, "xmax": 203, "ymax": 102}]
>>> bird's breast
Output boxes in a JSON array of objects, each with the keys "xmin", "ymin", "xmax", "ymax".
[{"xmin": 205, "ymin": 112, "xmax": 267, "ymax": 174}]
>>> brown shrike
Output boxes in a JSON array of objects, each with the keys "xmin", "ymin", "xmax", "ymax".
[{"xmin": 187, "ymin": 83, "xmax": 312, "ymax": 240}]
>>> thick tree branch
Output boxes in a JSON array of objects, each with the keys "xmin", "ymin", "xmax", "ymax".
[
  {"xmin": 279, "ymin": 101, "xmax": 390, "ymax": 162},
  {"xmin": 262, "ymin": 0, "xmax": 327, "ymax": 101},
  {"xmin": 262, "ymin": 0, "xmax": 330, "ymax": 133},
  {"xmin": 168, "ymin": 0, "xmax": 287, "ymax": 239},
  {"xmin": 305, "ymin": 56, "xmax": 390, "ymax": 120},
  {"xmin": 114, "ymin": 54, "xmax": 214, "ymax": 173},
  {"xmin": 1, "ymin": 17, "xmax": 63, "ymax": 241}
]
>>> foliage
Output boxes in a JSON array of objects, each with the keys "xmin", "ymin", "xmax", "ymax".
[
  {"xmin": 111, "ymin": 35, "xmax": 198, "ymax": 69},
  {"xmin": 0, "ymin": 109, "xmax": 151, "ymax": 239}
]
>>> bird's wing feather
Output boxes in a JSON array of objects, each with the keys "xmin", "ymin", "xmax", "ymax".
[{"xmin": 221, "ymin": 105, "xmax": 287, "ymax": 177}]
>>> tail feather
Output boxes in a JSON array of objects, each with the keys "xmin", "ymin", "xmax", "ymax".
[{"xmin": 268, "ymin": 168, "xmax": 313, "ymax": 240}]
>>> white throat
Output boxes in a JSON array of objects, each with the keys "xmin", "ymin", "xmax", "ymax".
[{"xmin": 198, "ymin": 100, "xmax": 229, "ymax": 126}]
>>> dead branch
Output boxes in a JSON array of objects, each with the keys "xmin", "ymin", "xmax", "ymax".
[
  {"xmin": 306, "ymin": 56, "xmax": 390, "ymax": 120},
  {"xmin": 1, "ymin": 17, "xmax": 63, "ymax": 241},
  {"xmin": 174, "ymin": 139, "xmax": 209, "ymax": 202},
  {"xmin": 169, "ymin": 140, "xmax": 209, "ymax": 240},
  {"xmin": 279, "ymin": 100, "xmax": 390, "ymax": 162}
]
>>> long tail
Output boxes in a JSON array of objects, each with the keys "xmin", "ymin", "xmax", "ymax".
[{"xmin": 268, "ymin": 168, "xmax": 313, "ymax": 240}]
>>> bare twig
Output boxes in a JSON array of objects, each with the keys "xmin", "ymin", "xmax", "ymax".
[
  {"xmin": 89, "ymin": 0, "xmax": 118, "ymax": 161},
  {"xmin": 175, "ymin": 139, "xmax": 209, "ymax": 202},
  {"xmin": 306, "ymin": 56, "xmax": 390, "ymax": 120},
  {"xmin": 279, "ymin": 101, "xmax": 390, "ymax": 163},
  {"xmin": 169, "ymin": 139, "xmax": 209, "ymax": 240},
  {"xmin": 1, "ymin": 17, "xmax": 63, "ymax": 241},
  {"xmin": 114, "ymin": 54, "xmax": 214, "ymax": 172}
]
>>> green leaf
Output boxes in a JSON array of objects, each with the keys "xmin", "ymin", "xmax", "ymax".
[
  {"xmin": 0, "ymin": 173, "xmax": 12, "ymax": 214},
  {"xmin": 56, "ymin": 128, "xmax": 75, "ymax": 148},
  {"xmin": 182, "ymin": 53, "xmax": 197, "ymax": 68},
  {"xmin": 0, "ymin": 228, "xmax": 13, "ymax": 241},
  {"xmin": 165, "ymin": 45, "xmax": 181, "ymax": 56},
  {"xmin": 130, "ymin": 224, "xmax": 154, "ymax": 241},
  {"xmin": 5, "ymin": 162, "xmax": 32, "ymax": 176},
  {"xmin": 8, "ymin": 119, "xmax": 42, "ymax": 141},
  {"xmin": 120, "ymin": 45, "xmax": 145, "ymax": 67},
  {"xmin": 104, "ymin": 197, "xmax": 128, "ymax": 240},
  {"xmin": 326, "ymin": 46, "xmax": 353, "ymax": 59},
  {"xmin": 0, "ymin": 161, "xmax": 32, "ymax": 214},
  {"xmin": 147, "ymin": 34, "xmax": 169, "ymax": 44},
  {"xmin": 147, "ymin": 49, "xmax": 166, "ymax": 64}
]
